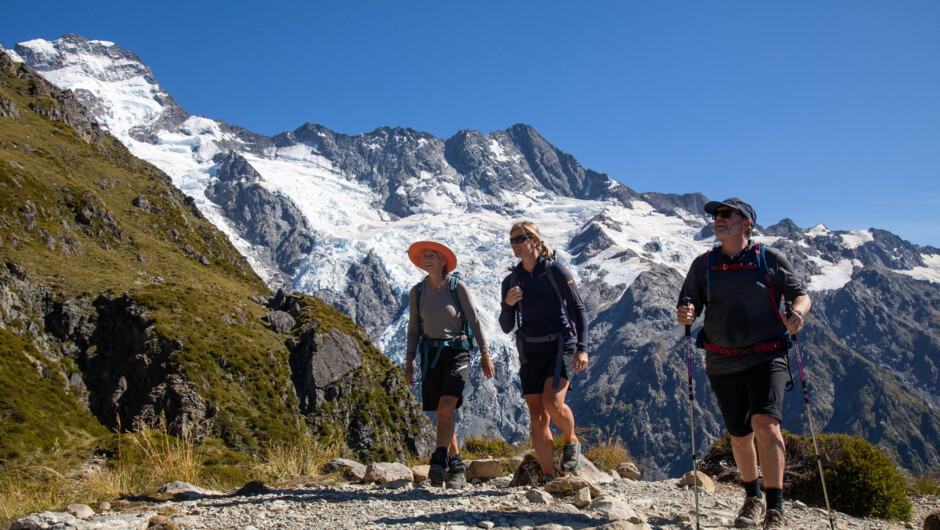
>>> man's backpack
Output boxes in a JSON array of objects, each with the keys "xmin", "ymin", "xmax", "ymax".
[{"xmin": 414, "ymin": 271, "xmax": 475, "ymax": 381}]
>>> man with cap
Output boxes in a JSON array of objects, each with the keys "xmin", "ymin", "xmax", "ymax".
[
  {"xmin": 676, "ymin": 198, "xmax": 811, "ymax": 530},
  {"xmin": 404, "ymin": 241, "xmax": 494, "ymax": 488}
]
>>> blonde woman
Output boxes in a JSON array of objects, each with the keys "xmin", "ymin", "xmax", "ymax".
[
  {"xmin": 499, "ymin": 222, "xmax": 589, "ymax": 483},
  {"xmin": 404, "ymin": 241, "xmax": 494, "ymax": 488}
]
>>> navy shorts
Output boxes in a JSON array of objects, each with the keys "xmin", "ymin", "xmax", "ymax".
[
  {"xmin": 519, "ymin": 340, "xmax": 575, "ymax": 395},
  {"xmin": 421, "ymin": 346, "xmax": 470, "ymax": 412},
  {"xmin": 707, "ymin": 356, "xmax": 789, "ymax": 437}
]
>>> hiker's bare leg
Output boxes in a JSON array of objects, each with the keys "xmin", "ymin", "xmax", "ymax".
[
  {"xmin": 542, "ymin": 377, "xmax": 577, "ymax": 443},
  {"xmin": 752, "ymin": 413, "xmax": 785, "ymax": 489},
  {"xmin": 435, "ymin": 396, "xmax": 459, "ymax": 450},
  {"xmin": 525, "ymin": 393, "xmax": 555, "ymax": 477},
  {"xmin": 731, "ymin": 432, "xmax": 759, "ymax": 483}
]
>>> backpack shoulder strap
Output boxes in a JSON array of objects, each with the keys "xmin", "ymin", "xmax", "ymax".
[
  {"xmin": 754, "ymin": 242, "xmax": 785, "ymax": 322},
  {"xmin": 447, "ymin": 272, "xmax": 473, "ymax": 338},
  {"xmin": 544, "ymin": 259, "xmax": 575, "ymax": 334},
  {"xmin": 704, "ymin": 247, "xmax": 719, "ymax": 304},
  {"xmin": 414, "ymin": 280, "xmax": 426, "ymax": 335}
]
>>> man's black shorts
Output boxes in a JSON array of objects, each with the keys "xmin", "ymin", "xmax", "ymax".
[
  {"xmin": 519, "ymin": 340, "xmax": 576, "ymax": 395},
  {"xmin": 421, "ymin": 346, "xmax": 470, "ymax": 412},
  {"xmin": 707, "ymin": 356, "xmax": 789, "ymax": 437}
]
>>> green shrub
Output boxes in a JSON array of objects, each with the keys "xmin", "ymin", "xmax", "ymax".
[{"xmin": 788, "ymin": 433, "xmax": 911, "ymax": 521}]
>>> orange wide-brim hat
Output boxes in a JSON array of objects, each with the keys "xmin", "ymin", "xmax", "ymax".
[{"xmin": 408, "ymin": 241, "xmax": 458, "ymax": 273}]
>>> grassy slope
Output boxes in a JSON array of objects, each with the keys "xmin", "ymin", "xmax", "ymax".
[{"xmin": 0, "ymin": 58, "xmax": 308, "ymax": 462}]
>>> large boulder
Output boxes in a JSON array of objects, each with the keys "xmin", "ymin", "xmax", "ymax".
[
  {"xmin": 544, "ymin": 475, "xmax": 605, "ymax": 498},
  {"xmin": 465, "ymin": 459, "xmax": 504, "ymax": 481},
  {"xmin": 678, "ymin": 470, "xmax": 716, "ymax": 494},
  {"xmin": 363, "ymin": 462, "xmax": 414, "ymax": 484},
  {"xmin": 616, "ymin": 461, "xmax": 642, "ymax": 480},
  {"xmin": 321, "ymin": 458, "xmax": 367, "ymax": 482}
]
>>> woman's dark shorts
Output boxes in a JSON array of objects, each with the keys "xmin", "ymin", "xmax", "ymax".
[
  {"xmin": 707, "ymin": 356, "xmax": 789, "ymax": 437},
  {"xmin": 519, "ymin": 340, "xmax": 576, "ymax": 395},
  {"xmin": 421, "ymin": 345, "xmax": 470, "ymax": 412}
]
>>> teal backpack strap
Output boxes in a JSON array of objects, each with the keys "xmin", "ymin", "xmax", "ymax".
[
  {"xmin": 447, "ymin": 272, "xmax": 473, "ymax": 341},
  {"xmin": 414, "ymin": 280, "xmax": 434, "ymax": 382}
]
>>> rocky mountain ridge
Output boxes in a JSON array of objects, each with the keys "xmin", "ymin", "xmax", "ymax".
[{"xmin": 5, "ymin": 35, "xmax": 940, "ymax": 478}]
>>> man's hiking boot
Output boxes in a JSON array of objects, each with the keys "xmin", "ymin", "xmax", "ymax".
[
  {"xmin": 761, "ymin": 509, "xmax": 787, "ymax": 530},
  {"xmin": 734, "ymin": 495, "xmax": 766, "ymax": 528},
  {"xmin": 561, "ymin": 441, "xmax": 581, "ymax": 472},
  {"xmin": 445, "ymin": 453, "xmax": 466, "ymax": 488},
  {"xmin": 538, "ymin": 476, "xmax": 554, "ymax": 487},
  {"xmin": 428, "ymin": 447, "xmax": 447, "ymax": 486}
]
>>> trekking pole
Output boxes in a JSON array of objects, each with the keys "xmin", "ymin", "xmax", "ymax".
[
  {"xmin": 786, "ymin": 301, "xmax": 835, "ymax": 530},
  {"xmin": 682, "ymin": 297, "xmax": 701, "ymax": 530}
]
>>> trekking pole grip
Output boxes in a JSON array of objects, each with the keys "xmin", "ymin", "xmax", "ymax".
[{"xmin": 682, "ymin": 297, "xmax": 692, "ymax": 337}]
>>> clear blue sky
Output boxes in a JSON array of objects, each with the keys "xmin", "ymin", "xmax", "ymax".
[{"xmin": 3, "ymin": 1, "xmax": 938, "ymax": 247}]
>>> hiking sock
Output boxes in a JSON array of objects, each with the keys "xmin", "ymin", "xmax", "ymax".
[
  {"xmin": 764, "ymin": 488, "xmax": 784, "ymax": 514},
  {"xmin": 743, "ymin": 479, "xmax": 763, "ymax": 499}
]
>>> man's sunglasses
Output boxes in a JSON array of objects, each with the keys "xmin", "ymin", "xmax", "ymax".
[
  {"xmin": 509, "ymin": 235, "xmax": 532, "ymax": 245},
  {"xmin": 712, "ymin": 209, "xmax": 738, "ymax": 220}
]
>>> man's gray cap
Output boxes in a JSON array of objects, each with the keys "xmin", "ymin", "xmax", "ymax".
[{"xmin": 704, "ymin": 197, "xmax": 756, "ymax": 225}]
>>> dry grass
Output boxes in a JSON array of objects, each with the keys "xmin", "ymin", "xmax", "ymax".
[
  {"xmin": 130, "ymin": 415, "xmax": 208, "ymax": 486},
  {"xmin": 461, "ymin": 435, "xmax": 517, "ymax": 460},
  {"xmin": 911, "ymin": 472, "xmax": 940, "ymax": 496},
  {"xmin": 585, "ymin": 428, "xmax": 633, "ymax": 472},
  {"xmin": 257, "ymin": 434, "xmax": 347, "ymax": 480},
  {"xmin": 0, "ymin": 416, "xmax": 210, "ymax": 520}
]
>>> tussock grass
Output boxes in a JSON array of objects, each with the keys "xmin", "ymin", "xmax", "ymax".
[
  {"xmin": 130, "ymin": 415, "xmax": 208, "ymax": 486},
  {"xmin": 461, "ymin": 435, "xmax": 517, "ymax": 460},
  {"xmin": 585, "ymin": 429, "xmax": 633, "ymax": 472},
  {"xmin": 911, "ymin": 471, "xmax": 940, "ymax": 496},
  {"xmin": 258, "ymin": 434, "xmax": 347, "ymax": 479},
  {"xmin": 0, "ymin": 417, "xmax": 215, "ymax": 520}
]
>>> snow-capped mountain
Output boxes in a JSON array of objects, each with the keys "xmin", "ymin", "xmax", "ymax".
[{"xmin": 8, "ymin": 35, "xmax": 940, "ymax": 478}]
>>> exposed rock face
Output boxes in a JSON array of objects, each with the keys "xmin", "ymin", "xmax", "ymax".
[
  {"xmin": 0, "ymin": 50, "xmax": 101, "ymax": 143},
  {"xmin": 205, "ymin": 151, "xmax": 318, "ymax": 284},
  {"xmin": 269, "ymin": 290, "xmax": 435, "ymax": 461},
  {"xmin": 289, "ymin": 328, "xmax": 363, "ymax": 412},
  {"xmin": 85, "ymin": 293, "xmax": 209, "ymax": 438},
  {"xmin": 315, "ymin": 250, "xmax": 404, "ymax": 339}
]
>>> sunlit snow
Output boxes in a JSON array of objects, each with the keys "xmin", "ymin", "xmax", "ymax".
[
  {"xmin": 806, "ymin": 256, "xmax": 857, "ymax": 291},
  {"xmin": 897, "ymin": 253, "xmax": 940, "ymax": 284},
  {"xmin": 841, "ymin": 229, "xmax": 874, "ymax": 249}
]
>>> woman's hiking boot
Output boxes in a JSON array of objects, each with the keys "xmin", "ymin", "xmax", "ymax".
[
  {"xmin": 561, "ymin": 441, "xmax": 581, "ymax": 472},
  {"xmin": 734, "ymin": 495, "xmax": 765, "ymax": 528},
  {"xmin": 428, "ymin": 447, "xmax": 448, "ymax": 486},
  {"xmin": 445, "ymin": 453, "xmax": 466, "ymax": 488},
  {"xmin": 761, "ymin": 509, "xmax": 787, "ymax": 530}
]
